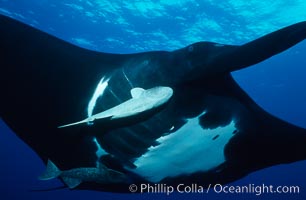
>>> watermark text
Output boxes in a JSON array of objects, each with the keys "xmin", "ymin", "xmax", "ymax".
[{"xmin": 129, "ymin": 183, "xmax": 300, "ymax": 196}]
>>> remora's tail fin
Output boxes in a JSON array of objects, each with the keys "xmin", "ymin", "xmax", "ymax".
[{"xmin": 39, "ymin": 160, "xmax": 61, "ymax": 180}]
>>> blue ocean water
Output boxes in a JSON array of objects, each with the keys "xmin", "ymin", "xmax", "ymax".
[{"xmin": 0, "ymin": 0, "xmax": 306, "ymax": 199}]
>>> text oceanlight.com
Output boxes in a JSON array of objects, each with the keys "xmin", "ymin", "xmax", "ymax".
[{"xmin": 128, "ymin": 183, "xmax": 300, "ymax": 196}]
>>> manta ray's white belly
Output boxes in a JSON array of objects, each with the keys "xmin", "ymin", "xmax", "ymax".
[{"xmin": 131, "ymin": 112, "xmax": 236, "ymax": 182}]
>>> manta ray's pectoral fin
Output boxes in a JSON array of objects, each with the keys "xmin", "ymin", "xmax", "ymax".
[{"xmin": 211, "ymin": 21, "xmax": 306, "ymax": 73}]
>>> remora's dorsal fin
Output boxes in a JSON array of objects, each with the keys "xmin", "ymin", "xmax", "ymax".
[
  {"xmin": 38, "ymin": 159, "xmax": 61, "ymax": 180},
  {"xmin": 131, "ymin": 87, "xmax": 145, "ymax": 98},
  {"xmin": 62, "ymin": 177, "xmax": 82, "ymax": 189}
]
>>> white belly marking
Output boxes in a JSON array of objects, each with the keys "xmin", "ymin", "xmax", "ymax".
[{"xmin": 131, "ymin": 112, "xmax": 236, "ymax": 182}]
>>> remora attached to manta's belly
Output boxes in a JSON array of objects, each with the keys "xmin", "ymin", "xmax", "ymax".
[{"xmin": 58, "ymin": 86, "xmax": 173, "ymax": 128}]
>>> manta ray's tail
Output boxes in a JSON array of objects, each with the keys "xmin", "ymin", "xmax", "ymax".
[
  {"xmin": 38, "ymin": 160, "xmax": 62, "ymax": 180},
  {"xmin": 58, "ymin": 119, "xmax": 89, "ymax": 128}
]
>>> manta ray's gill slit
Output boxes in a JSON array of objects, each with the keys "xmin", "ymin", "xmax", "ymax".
[
  {"xmin": 87, "ymin": 76, "xmax": 110, "ymax": 118},
  {"xmin": 93, "ymin": 137, "xmax": 108, "ymax": 167},
  {"xmin": 212, "ymin": 135, "xmax": 220, "ymax": 140}
]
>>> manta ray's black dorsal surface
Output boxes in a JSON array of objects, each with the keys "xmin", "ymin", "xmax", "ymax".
[{"xmin": 1, "ymin": 14, "xmax": 306, "ymax": 192}]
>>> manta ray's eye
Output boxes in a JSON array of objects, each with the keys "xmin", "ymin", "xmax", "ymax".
[{"xmin": 188, "ymin": 45, "xmax": 194, "ymax": 52}]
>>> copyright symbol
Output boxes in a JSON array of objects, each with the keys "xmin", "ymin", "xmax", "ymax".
[{"xmin": 129, "ymin": 184, "xmax": 138, "ymax": 193}]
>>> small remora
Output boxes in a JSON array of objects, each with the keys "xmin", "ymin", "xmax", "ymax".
[{"xmin": 39, "ymin": 160, "xmax": 127, "ymax": 189}]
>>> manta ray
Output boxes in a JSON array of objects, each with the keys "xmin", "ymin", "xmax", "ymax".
[{"xmin": 1, "ymin": 14, "xmax": 306, "ymax": 192}]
